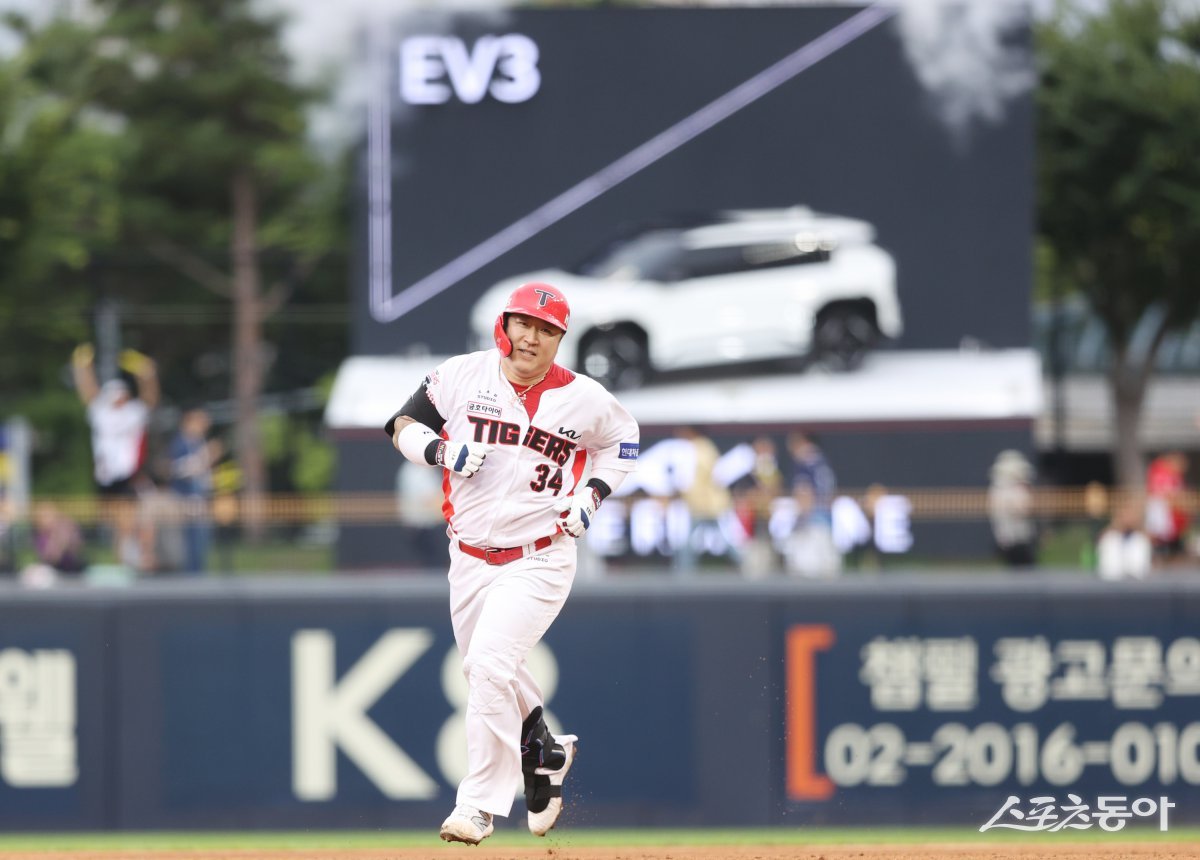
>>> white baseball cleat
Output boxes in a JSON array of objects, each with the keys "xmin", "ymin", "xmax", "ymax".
[
  {"xmin": 439, "ymin": 804, "xmax": 494, "ymax": 844},
  {"xmin": 528, "ymin": 735, "xmax": 577, "ymax": 837}
]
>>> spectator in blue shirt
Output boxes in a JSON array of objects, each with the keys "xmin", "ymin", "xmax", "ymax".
[
  {"xmin": 787, "ymin": 432, "xmax": 836, "ymax": 525},
  {"xmin": 169, "ymin": 409, "xmax": 222, "ymax": 574}
]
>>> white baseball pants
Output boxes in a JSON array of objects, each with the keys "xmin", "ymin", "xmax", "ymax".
[{"xmin": 448, "ymin": 537, "xmax": 576, "ymax": 816}]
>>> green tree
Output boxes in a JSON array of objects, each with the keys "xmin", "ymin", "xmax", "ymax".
[
  {"xmin": 1037, "ymin": 0, "xmax": 1200, "ymax": 489},
  {"xmin": 0, "ymin": 29, "xmax": 125, "ymax": 491},
  {"xmin": 19, "ymin": 1, "xmax": 340, "ymax": 526}
]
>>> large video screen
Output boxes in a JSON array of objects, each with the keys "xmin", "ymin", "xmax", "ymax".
[
  {"xmin": 353, "ymin": 5, "xmax": 1033, "ymax": 366},
  {"xmin": 333, "ymin": 5, "xmax": 1037, "ymax": 567}
]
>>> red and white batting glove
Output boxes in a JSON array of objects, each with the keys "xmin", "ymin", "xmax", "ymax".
[{"xmin": 553, "ymin": 487, "xmax": 601, "ymax": 538}]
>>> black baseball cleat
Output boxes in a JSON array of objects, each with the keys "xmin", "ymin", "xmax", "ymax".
[{"xmin": 527, "ymin": 734, "xmax": 577, "ymax": 836}]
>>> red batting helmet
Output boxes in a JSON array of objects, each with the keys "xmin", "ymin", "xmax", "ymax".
[{"xmin": 493, "ymin": 282, "xmax": 571, "ymax": 356}]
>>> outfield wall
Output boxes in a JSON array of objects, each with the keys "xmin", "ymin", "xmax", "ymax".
[{"xmin": 0, "ymin": 575, "xmax": 1197, "ymax": 830}]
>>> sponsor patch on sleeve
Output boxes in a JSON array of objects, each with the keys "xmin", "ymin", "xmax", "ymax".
[
  {"xmin": 423, "ymin": 370, "xmax": 440, "ymax": 407},
  {"xmin": 618, "ymin": 442, "xmax": 640, "ymax": 461}
]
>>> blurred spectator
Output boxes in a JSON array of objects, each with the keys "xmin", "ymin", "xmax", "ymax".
[
  {"xmin": 112, "ymin": 500, "xmax": 153, "ymax": 573},
  {"xmin": 1080, "ymin": 481, "xmax": 1110, "ymax": 569},
  {"xmin": 72, "ymin": 344, "xmax": 159, "ymax": 568},
  {"xmin": 169, "ymin": 408, "xmax": 222, "ymax": 574},
  {"xmin": 396, "ymin": 459, "xmax": 449, "ymax": 570},
  {"xmin": 673, "ymin": 426, "xmax": 731, "ymax": 575},
  {"xmin": 733, "ymin": 436, "xmax": 783, "ymax": 578},
  {"xmin": 0, "ymin": 497, "xmax": 13, "ymax": 575},
  {"xmin": 787, "ymin": 433, "xmax": 836, "ymax": 525},
  {"xmin": 749, "ymin": 435, "xmax": 784, "ymax": 498},
  {"xmin": 1097, "ymin": 501, "xmax": 1152, "ymax": 581},
  {"xmin": 784, "ymin": 433, "xmax": 839, "ymax": 577},
  {"xmin": 986, "ymin": 449, "xmax": 1037, "ymax": 568},
  {"xmin": 785, "ymin": 484, "xmax": 842, "ymax": 578},
  {"xmin": 1145, "ymin": 451, "xmax": 1191, "ymax": 565},
  {"xmin": 840, "ymin": 484, "xmax": 891, "ymax": 572},
  {"xmin": 30, "ymin": 502, "xmax": 85, "ymax": 575},
  {"xmin": 72, "ymin": 344, "xmax": 159, "ymax": 495}
]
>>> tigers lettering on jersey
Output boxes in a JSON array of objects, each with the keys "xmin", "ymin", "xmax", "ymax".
[
  {"xmin": 466, "ymin": 416, "xmax": 577, "ymax": 466},
  {"xmin": 420, "ymin": 349, "xmax": 638, "ymax": 548}
]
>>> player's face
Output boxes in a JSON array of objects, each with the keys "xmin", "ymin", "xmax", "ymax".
[{"xmin": 504, "ymin": 313, "xmax": 564, "ymax": 381}]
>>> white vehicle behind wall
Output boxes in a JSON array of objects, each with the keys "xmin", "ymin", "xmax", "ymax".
[{"xmin": 470, "ymin": 206, "xmax": 903, "ymax": 390}]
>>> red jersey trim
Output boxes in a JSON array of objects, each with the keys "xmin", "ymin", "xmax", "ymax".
[
  {"xmin": 439, "ymin": 429, "xmax": 455, "ymax": 525},
  {"xmin": 570, "ymin": 448, "xmax": 588, "ymax": 494},
  {"xmin": 518, "ymin": 363, "xmax": 575, "ymax": 419}
]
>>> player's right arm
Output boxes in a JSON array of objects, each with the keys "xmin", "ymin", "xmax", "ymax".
[
  {"xmin": 384, "ymin": 374, "xmax": 489, "ymax": 478},
  {"xmin": 554, "ymin": 383, "xmax": 640, "ymax": 538},
  {"xmin": 71, "ymin": 344, "xmax": 100, "ymax": 405}
]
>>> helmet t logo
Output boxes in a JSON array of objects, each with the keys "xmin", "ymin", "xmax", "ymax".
[{"xmin": 533, "ymin": 289, "xmax": 555, "ymax": 308}]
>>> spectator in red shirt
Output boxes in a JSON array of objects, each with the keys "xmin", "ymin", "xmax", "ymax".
[{"xmin": 1145, "ymin": 452, "xmax": 1191, "ymax": 563}]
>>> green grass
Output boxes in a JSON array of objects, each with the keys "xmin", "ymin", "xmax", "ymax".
[
  {"xmin": 220, "ymin": 539, "xmax": 333, "ymax": 574},
  {"xmin": 0, "ymin": 827, "xmax": 1195, "ymax": 851},
  {"xmin": 1037, "ymin": 522, "xmax": 1098, "ymax": 568},
  {"xmin": 13, "ymin": 538, "xmax": 335, "ymax": 577}
]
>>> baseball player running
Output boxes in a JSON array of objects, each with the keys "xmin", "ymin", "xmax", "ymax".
[{"xmin": 386, "ymin": 282, "xmax": 640, "ymax": 845}]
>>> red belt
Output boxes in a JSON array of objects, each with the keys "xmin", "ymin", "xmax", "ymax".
[{"xmin": 457, "ymin": 535, "xmax": 555, "ymax": 566}]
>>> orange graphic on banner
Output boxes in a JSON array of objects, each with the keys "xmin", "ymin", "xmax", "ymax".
[{"xmin": 786, "ymin": 624, "xmax": 836, "ymax": 800}]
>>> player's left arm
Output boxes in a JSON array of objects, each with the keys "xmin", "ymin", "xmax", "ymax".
[
  {"xmin": 120, "ymin": 349, "xmax": 159, "ymax": 408},
  {"xmin": 554, "ymin": 392, "xmax": 639, "ymax": 538}
]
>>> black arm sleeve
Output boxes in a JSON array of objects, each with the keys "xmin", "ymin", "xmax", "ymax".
[
  {"xmin": 383, "ymin": 381, "xmax": 446, "ymax": 438},
  {"xmin": 585, "ymin": 477, "xmax": 613, "ymax": 502}
]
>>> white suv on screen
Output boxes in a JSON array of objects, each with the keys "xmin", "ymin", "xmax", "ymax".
[{"xmin": 470, "ymin": 206, "xmax": 902, "ymax": 389}]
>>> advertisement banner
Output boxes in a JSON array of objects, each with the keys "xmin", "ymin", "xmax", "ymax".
[
  {"xmin": 355, "ymin": 7, "xmax": 1034, "ymax": 365},
  {"xmin": 0, "ymin": 602, "xmax": 110, "ymax": 829},
  {"xmin": 780, "ymin": 589, "xmax": 1200, "ymax": 826},
  {"xmin": 110, "ymin": 590, "xmax": 756, "ymax": 828},
  {"xmin": 7, "ymin": 579, "xmax": 1194, "ymax": 831}
]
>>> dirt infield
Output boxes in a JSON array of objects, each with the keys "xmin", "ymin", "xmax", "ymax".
[{"xmin": 3, "ymin": 844, "xmax": 1200, "ymax": 860}]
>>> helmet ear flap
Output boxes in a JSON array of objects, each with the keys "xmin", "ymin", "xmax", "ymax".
[{"xmin": 493, "ymin": 313, "xmax": 513, "ymax": 356}]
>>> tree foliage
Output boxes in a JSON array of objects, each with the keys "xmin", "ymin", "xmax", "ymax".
[
  {"xmin": 0, "ymin": 27, "xmax": 125, "ymax": 491},
  {"xmin": 1, "ymin": 1, "xmax": 346, "ymax": 497},
  {"xmin": 1037, "ymin": 0, "xmax": 1200, "ymax": 487}
]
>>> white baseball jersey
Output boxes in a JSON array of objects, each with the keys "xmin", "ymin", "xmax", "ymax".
[
  {"xmin": 422, "ymin": 349, "xmax": 639, "ymax": 548},
  {"xmin": 87, "ymin": 390, "xmax": 150, "ymax": 486}
]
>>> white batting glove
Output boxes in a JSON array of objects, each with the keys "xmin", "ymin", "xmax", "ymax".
[
  {"xmin": 436, "ymin": 440, "xmax": 489, "ymax": 477},
  {"xmin": 553, "ymin": 487, "xmax": 601, "ymax": 538}
]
